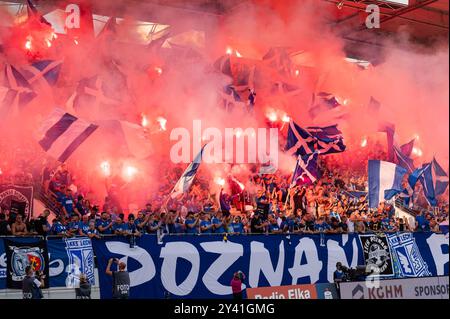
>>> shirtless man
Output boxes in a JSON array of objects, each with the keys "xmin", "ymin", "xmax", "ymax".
[{"xmin": 11, "ymin": 214, "xmax": 29, "ymax": 236}]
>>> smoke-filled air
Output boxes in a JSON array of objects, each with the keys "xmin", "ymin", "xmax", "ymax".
[{"xmin": 0, "ymin": 0, "xmax": 448, "ymax": 209}]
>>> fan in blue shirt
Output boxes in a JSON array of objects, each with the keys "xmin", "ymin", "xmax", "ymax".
[
  {"xmin": 96, "ymin": 212, "xmax": 113, "ymax": 234},
  {"xmin": 212, "ymin": 212, "xmax": 226, "ymax": 234},
  {"xmin": 314, "ymin": 217, "xmax": 331, "ymax": 233},
  {"xmin": 68, "ymin": 215, "xmax": 80, "ymax": 235},
  {"xmin": 112, "ymin": 218, "xmax": 128, "ymax": 235},
  {"xmin": 78, "ymin": 215, "xmax": 90, "ymax": 236},
  {"xmin": 199, "ymin": 214, "xmax": 213, "ymax": 234},
  {"xmin": 230, "ymin": 216, "xmax": 244, "ymax": 234},
  {"xmin": 185, "ymin": 213, "xmax": 199, "ymax": 234}
]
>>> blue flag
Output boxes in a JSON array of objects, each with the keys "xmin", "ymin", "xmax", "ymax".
[
  {"xmin": 432, "ymin": 157, "xmax": 449, "ymax": 196},
  {"xmin": 307, "ymin": 125, "xmax": 346, "ymax": 155},
  {"xmin": 393, "ymin": 144, "xmax": 415, "ymax": 173},
  {"xmin": 220, "ymin": 85, "xmax": 245, "ymax": 111},
  {"xmin": 0, "ymin": 64, "xmax": 36, "ymax": 118},
  {"xmin": 416, "ymin": 158, "xmax": 449, "ymax": 206},
  {"xmin": 309, "ymin": 92, "xmax": 348, "ymax": 122},
  {"xmin": 285, "ymin": 120, "xmax": 316, "ymax": 156},
  {"xmin": 291, "ymin": 152, "xmax": 320, "ymax": 186},
  {"xmin": 400, "ymin": 139, "xmax": 415, "ymax": 158},
  {"xmin": 170, "ymin": 144, "xmax": 207, "ymax": 198},
  {"xmin": 368, "ymin": 160, "xmax": 408, "ymax": 208},
  {"xmin": 378, "ymin": 121, "xmax": 396, "ymax": 161},
  {"xmin": 22, "ymin": 60, "xmax": 63, "ymax": 87}
]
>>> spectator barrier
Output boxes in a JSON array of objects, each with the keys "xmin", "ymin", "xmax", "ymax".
[{"xmin": 0, "ymin": 232, "xmax": 448, "ymax": 299}]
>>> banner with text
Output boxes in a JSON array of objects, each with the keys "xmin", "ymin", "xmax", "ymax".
[
  {"xmin": 91, "ymin": 232, "xmax": 448, "ymax": 299},
  {"xmin": 47, "ymin": 237, "xmax": 95, "ymax": 287},
  {"xmin": 340, "ymin": 276, "xmax": 449, "ymax": 299}
]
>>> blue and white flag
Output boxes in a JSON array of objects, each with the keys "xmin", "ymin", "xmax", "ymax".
[
  {"xmin": 393, "ymin": 144, "xmax": 415, "ymax": 173},
  {"xmin": 262, "ymin": 47, "xmax": 293, "ymax": 77},
  {"xmin": 291, "ymin": 152, "xmax": 319, "ymax": 186},
  {"xmin": 285, "ymin": 120, "xmax": 316, "ymax": 156},
  {"xmin": 21, "ymin": 60, "xmax": 63, "ymax": 86},
  {"xmin": 26, "ymin": 0, "xmax": 51, "ymax": 25},
  {"xmin": 213, "ymin": 55, "xmax": 233, "ymax": 78},
  {"xmin": 417, "ymin": 159, "xmax": 448, "ymax": 206},
  {"xmin": 432, "ymin": 157, "xmax": 449, "ymax": 196},
  {"xmin": 308, "ymin": 92, "xmax": 348, "ymax": 123},
  {"xmin": 368, "ymin": 160, "xmax": 408, "ymax": 208},
  {"xmin": 0, "ymin": 64, "xmax": 36, "ymax": 117},
  {"xmin": 400, "ymin": 139, "xmax": 415, "ymax": 158},
  {"xmin": 307, "ymin": 125, "xmax": 346, "ymax": 155},
  {"xmin": 378, "ymin": 121, "xmax": 396, "ymax": 161},
  {"xmin": 47, "ymin": 237, "xmax": 95, "ymax": 287},
  {"xmin": 38, "ymin": 108, "xmax": 98, "ymax": 163},
  {"xmin": 220, "ymin": 85, "xmax": 245, "ymax": 110},
  {"xmin": 170, "ymin": 144, "xmax": 207, "ymax": 198}
]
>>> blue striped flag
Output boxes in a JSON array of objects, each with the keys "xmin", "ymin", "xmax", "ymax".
[
  {"xmin": 38, "ymin": 109, "xmax": 98, "ymax": 162},
  {"xmin": 170, "ymin": 144, "xmax": 208, "ymax": 199},
  {"xmin": 368, "ymin": 160, "xmax": 408, "ymax": 208}
]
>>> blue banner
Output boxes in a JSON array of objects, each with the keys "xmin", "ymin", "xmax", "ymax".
[
  {"xmin": 0, "ymin": 239, "xmax": 6, "ymax": 289},
  {"xmin": 47, "ymin": 237, "xmax": 95, "ymax": 287},
  {"xmin": 0, "ymin": 232, "xmax": 448, "ymax": 297}
]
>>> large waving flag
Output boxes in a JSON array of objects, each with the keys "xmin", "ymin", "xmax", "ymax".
[
  {"xmin": 21, "ymin": 60, "xmax": 63, "ymax": 86},
  {"xmin": 26, "ymin": 0, "xmax": 51, "ymax": 25},
  {"xmin": 432, "ymin": 157, "xmax": 449, "ymax": 196},
  {"xmin": 170, "ymin": 144, "xmax": 207, "ymax": 199},
  {"xmin": 98, "ymin": 120, "xmax": 153, "ymax": 160},
  {"xmin": 400, "ymin": 139, "xmax": 415, "ymax": 158},
  {"xmin": 0, "ymin": 64, "xmax": 36, "ymax": 118},
  {"xmin": 393, "ymin": 144, "xmax": 415, "ymax": 173},
  {"xmin": 285, "ymin": 120, "xmax": 316, "ymax": 156},
  {"xmin": 38, "ymin": 109, "xmax": 98, "ymax": 163},
  {"xmin": 220, "ymin": 85, "xmax": 245, "ymax": 111},
  {"xmin": 415, "ymin": 158, "xmax": 449, "ymax": 206},
  {"xmin": 309, "ymin": 92, "xmax": 348, "ymax": 124},
  {"xmin": 262, "ymin": 47, "xmax": 294, "ymax": 77},
  {"xmin": 291, "ymin": 152, "xmax": 320, "ymax": 186},
  {"xmin": 378, "ymin": 121, "xmax": 396, "ymax": 161},
  {"xmin": 71, "ymin": 74, "xmax": 122, "ymax": 116},
  {"xmin": 307, "ymin": 125, "xmax": 346, "ymax": 155},
  {"xmin": 368, "ymin": 160, "xmax": 408, "ymax": 208},
  {"xmin": 213, "ymin": 55, "xmax": 233, "ymax": 78}
]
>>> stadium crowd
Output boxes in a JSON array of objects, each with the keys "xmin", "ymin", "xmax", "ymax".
[{"xmin": 0, "ymin": 142, "xmax": 448, "ymax": 238}]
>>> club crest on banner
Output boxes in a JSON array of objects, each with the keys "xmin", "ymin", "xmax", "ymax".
[
  {"xmin": 64, "ymin": 237, "xmax": 95, "ymax": 287},
  {"xmin": 9, "ymin": 246, "xmax": 45, "ymax": 281},
  {"xmin": 386, "ymin": 233, "xmax": 431, "ymax": 278},
  {"xmin": 359, "ymin": 234, "xmax": 394, "ymax": 277},
  {"xmin": 0, "ymin": 185, "xmax": 34, "ymax": 220}
]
